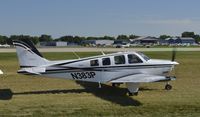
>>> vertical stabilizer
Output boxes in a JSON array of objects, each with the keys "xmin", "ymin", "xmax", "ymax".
[{"xmin": 13, "ymin": 40, "xmax": 49, "ymax": 68}]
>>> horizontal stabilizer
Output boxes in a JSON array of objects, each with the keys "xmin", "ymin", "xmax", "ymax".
[{"xmin": 18, "ymin": 67, "xmax": 46, "ymax": 75}]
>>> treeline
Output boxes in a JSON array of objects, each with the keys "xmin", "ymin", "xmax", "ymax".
[
  {"xmin": 0, "ymin": 35, "xmax": 53, "ymax": 45},
  {"xmin": 159, "ymin": 32, "xmax": 200, "ymax": 42},
  {"xmin": 0, "ymin": 31, "xmax": 200, "ymax": 45},
  {"xmin": 0, "ymin": 34, "xmax": 139, "ymax": 45}
]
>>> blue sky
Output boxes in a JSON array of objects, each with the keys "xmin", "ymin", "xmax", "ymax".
[{"xmin": 0, "ymin": 0, "xmax": 200, "ymax": 38}]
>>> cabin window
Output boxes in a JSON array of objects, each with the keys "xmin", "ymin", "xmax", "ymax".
[
  {"xmin": 102, "ymin": 58, "xmax": 111, "ymax": 65},
  {"xmin": 90, "ymin": 59, "xmax": 99, "ymax": 66},
  {"xmin": 136, "ymin": 52, "xmax": 150, "ymax": 61},
  {"xmin": 114, "ymin": 55, "xmax": 125, "ymax": 64},
  {"xmin": 128, "ymin": 54, "xmax": 143, "ymax": 63}
]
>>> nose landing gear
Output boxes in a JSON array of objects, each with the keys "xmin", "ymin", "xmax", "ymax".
[{"xmin": 165, "ymin": 82, "xmax": 172, "ymax": 90}]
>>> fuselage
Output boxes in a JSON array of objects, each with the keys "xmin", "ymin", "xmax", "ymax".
[
  {"xmin": 30, "ymin": 52, "xmax": 178, "ymax": 83},
  {"xmin": 14, "ymin": 40, "xmax": 179, "ymax": 94}
]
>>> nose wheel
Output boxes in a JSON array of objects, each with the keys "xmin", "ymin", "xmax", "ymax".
[{"xmin": 165, "ymin": 83, "xmax": 172, "ymax": 90}]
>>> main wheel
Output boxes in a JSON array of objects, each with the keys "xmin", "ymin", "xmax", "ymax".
[
  {"xmin": 165, "ymin": 84, "xmax": 172, "ymax": 90},
  {"xmin": 127, "ymin": 92, "xmax": 138, "ymax": 96},
  {"xmin": 112, "ymin": 83, "xmax": 116, "ymax": 87},
  {"xmin": 128, "ymin": 92, "xmax": 133, "ymax": 96},
  {"xmin": 133, "ymin": 92, "xmax": 138, "ymax": 96},
  {"xmin": 112, "ymin": 83, "xmax": 120, "ymax": 87}
]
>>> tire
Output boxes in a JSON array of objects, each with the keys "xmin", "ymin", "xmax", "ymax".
[
  {"xmin": 112, "ymin": 83, "xmax": 120, "ymax": 87},
  {"xmin": 128, "ymin": 92, "xmax": 133, "ymax": 96},
  {"xmin": 112, "ymin": 83, "xmax": 116, "ymax": 87},
  {"xmin": 133, "ymin": 92, "xmax": 138, "ymax": 96},
  {"xmin": 128, "ymin": 92, "xmax": 138, "ymax": 96},
  {"xmin": 165, "ymin": 84, "xmax": 172, "ymax": 90}
]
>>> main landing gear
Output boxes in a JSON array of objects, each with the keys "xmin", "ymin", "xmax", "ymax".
[
  {"xmin": 165, "ymin": 82, "xmax": 172, "ymax": 90},
  {"xmin": 112, "ymin": 83, "xmax": 121, "ymax": 87},
  {"xmin": 127, "ymin": 91, "xmax": 138, "ymax": 96}
]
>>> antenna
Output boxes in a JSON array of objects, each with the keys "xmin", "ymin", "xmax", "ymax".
[{"xmin": 73, "ymin": 52, "xmax": 80, "ymax": 59}]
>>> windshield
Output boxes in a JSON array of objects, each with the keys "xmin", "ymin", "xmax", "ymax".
[{"xmin": 137, "ymin": 52, "xmax": 150, "ymax": 61}]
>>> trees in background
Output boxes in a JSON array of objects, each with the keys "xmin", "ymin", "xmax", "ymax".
[
  {"xmin": 9, "ymin": 35, "xmax": 39, "ymax": 45},
  {"xmin": 55, "ymin": 35, "xmax": 85, "ymax": 44},
  {"xmin": 181, "ymin": 31, "xmax": 200, "ymax": 43},
  {"xmin": 0, "ymin": 35, "xmax": 8, "ymax": 44},
  {"xmin": 0, "ymin": 32, "xmax": 199, "ymax": 45},
  {"xmin": 182, "ymin": 32, "xmax": 195, "ymax": 38},
  {"xmin": 159, "ymin": 35, "xmax": 171, "ymax": 39},
  {"xmin": 129, "ymin": 35, "xmax": 139, "ymax": 39},
  {"xmin": 117, "ymin": 35, "xmax": 129, "ymax": 40},
  {"xmin": 0, "ymin": 35, "xmax": 52, "ymax": 45},
  {"xmin": 39, "ymin": 35, "xmax": 52, "ymax": 42},
  {"xmin": 193, "ymin": 35, "xmax": 200, "ymax": 43}
]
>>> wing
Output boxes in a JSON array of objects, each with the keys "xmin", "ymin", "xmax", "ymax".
[
  {"xmin": 110, "ymin": 74, "xmax": 176, "ymax": 93},
  {"xmin": 110, "ymin": 74, "xmax": 176, "ymax": 83}
]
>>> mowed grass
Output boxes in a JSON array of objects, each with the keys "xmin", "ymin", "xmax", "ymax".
[{"xmin": 0, "ymin": 51, "xmax": 200, "ymax": 117}]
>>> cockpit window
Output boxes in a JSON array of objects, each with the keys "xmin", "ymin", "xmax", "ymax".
[
  {"xmin": 114, "ymin": 55, "xmax": 125, "ymax": 64},
  {"xmin": 128, "ymin": 54, "xmax": 143, "ymax": 63},
  {"xmin": 137, "ymin": 52, "xmax": 150, "ymax": 61},
  {"xmin": 90, "ymin": 59, "xmax": 99, "ymax": 66},
  {"xmin": 102, "ymin": 58, "xmax": 111, "ymax": 65}
]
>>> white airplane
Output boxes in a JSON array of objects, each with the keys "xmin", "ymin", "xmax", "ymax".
[
  {"xmin": 0, "ymin": 70, "xmax": 3, "ymax": 74},
  {"xmin": 0, "ymin": 44, "xmax": 10, "ymax": 48},
  {"xmin": 13, "ymin": 40, "xmax": 179, "ymax": 96}
]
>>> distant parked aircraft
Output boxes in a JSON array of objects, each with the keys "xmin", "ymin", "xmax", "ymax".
[
  {"xmin": 0, "ymin": 44, "xmax": 10, "ymax": 48},
  {"xmin": 13, "ymin": 40, "xmax": 179, "ymax": 96}
]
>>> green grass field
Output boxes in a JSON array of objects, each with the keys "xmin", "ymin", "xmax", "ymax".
[{"xmin": 0, "ymin": 51, "xmax": 200, "ymax": 117}]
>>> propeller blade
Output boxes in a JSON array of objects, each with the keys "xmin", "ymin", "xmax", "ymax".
[{"xmin": 171, "ymin": 48, "xmax": 176, "ymax": 61}]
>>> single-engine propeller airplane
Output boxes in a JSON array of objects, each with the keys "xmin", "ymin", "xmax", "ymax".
[{"xmin": 13, "ymin": 40, "xmax": 179, "ymax": 96}]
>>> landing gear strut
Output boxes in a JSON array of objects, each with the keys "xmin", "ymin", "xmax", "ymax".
[{"xmin": 165, "ymin": 83, "xmax": 172, "ymax": 90}]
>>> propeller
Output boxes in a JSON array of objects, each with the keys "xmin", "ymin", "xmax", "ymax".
[
  {"xmin": 171, "ymin": 48, "xmax": 177, "ymax": 61},
  {"xmin": 165, "ymin": 47, "xmax": 178, "ymax": 90}
]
